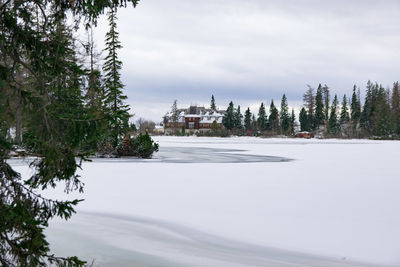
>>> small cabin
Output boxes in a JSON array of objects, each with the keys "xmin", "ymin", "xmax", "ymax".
[{"xmin": 295, "ymin": 131, "xmax": 312, "ymax": 139}]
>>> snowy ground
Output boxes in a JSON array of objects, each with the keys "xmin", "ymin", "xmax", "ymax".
[{"xmin": 10, "ymin": 137, "xmax": 400, "ymax": 266}]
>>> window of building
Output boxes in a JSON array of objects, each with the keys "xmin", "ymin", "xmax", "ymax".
[{"xmin": 189, "ymin": 122, "xmax": 195, "ymax": 129}]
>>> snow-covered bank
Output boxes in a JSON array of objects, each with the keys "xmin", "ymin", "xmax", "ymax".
[{"xmin": 10, "ymin": 137, "xmax": 400, "ymax": 266}]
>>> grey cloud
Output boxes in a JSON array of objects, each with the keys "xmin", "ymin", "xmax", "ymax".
[{"xmin": 90, "ymin": 0, "xmax": 400, "ymax": 121}]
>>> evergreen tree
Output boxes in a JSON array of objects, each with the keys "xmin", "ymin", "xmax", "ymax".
[
  {"xmin": 269, "ymin": 100, "xmax": 279, "ymax": 132},
  {"xmin": 244, "ymin": 107, "xmax": 252, "ymax": 131},
  {"xmin": 360, "ymin": 81, "xmax": 377, "ymax": 135},
  {"xmin": 171, "ymin": 99, "xmax": 179, "ymax": 129},
  {"xmin": 328, "ymin": 94, "xmax": 339, "ymax": 135},
  {"xmin": 314, "ymin": 84, "xmax": 325, "ymax": 129},
  {"xmin": 340, "ymin": 94, "xmax": 350, "ymax": 126},
  {"xmin": 350, "ymin": 85, "xmax": 361, "ymax": 129},
  {"xmin": 257, "ymin": 102, "xmax": 267, "ymax": 130},
  {"xmin": 0, "ymin": 1, "xmax": 139, "ymax": 265},
  {"xmin": 299, "ymin": 107, "xmax": 310, "ymax": 131},
  {"xmin": 280, "ymin": 94, "xmax": 290, "ymax": 134},
  {"xmin": 375, "ymin": 85, "xmax": 392, "ymax": 137},
  {"xmin": 234, "ymin": 105, "xmax": 243, "ymax": 130},
  {"xmin": 323, "ymin": 84, "xmax": 330, "ymax": 124},
  {"xmin": 251, "ymin": 114, "xmax": 258, "ymax": 131},
  {"xmin": 391, "ymin": 82, "xmax": 400, "ymax": 135},
  {"xmin": 211, "ymin": 95, "xmax": 216, "ymax": 110},
  {"xmin": 289, "ymin": 108, "xmax": 296, "ymax": 135},
  {"xmin": 223, "ymin": 101, "xmax": 235, "ymax": 130},
  {"xmin": 303, "ymin": 85, "xmax": 315, "ymax": 129},
  {"xmin": 103, "ymin": 6, "xmax": 131, "ymax": 147}
]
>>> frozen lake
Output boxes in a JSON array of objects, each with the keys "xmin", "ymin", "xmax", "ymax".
[{"xmin": 10, "ymin": 137, "xmax": 400, "ymax": 266}]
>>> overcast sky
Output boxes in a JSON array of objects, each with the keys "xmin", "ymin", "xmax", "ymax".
[{"xmin": 89, "ymin": 0, "xmax": 400, "ymax": 122}]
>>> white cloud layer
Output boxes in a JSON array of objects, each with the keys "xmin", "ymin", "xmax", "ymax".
[{"xmin": 89, "ymin": 0, "xmax": 400, "ymax": 122}]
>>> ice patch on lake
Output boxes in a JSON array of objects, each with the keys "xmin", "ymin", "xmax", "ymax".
[{"xmin": 92, "ymin": 146, "xmax": 291, "ymax": 163}]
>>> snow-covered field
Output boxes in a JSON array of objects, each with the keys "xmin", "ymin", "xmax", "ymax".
[{"xmin": 10, "ymin": 137, "xmax": 400, "ymax": 266}]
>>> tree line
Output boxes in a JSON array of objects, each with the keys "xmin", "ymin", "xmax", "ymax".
[
  {"xmin": 220, "ymin": 94, "xmax": 296, "ymax": 136},
  {"xmin": 218, "ymin": 81, "xmax": 400, "ymax": 139},
  {"xmin": 298, "ymin": 81, "xmax": 400, "ymax": 138}
]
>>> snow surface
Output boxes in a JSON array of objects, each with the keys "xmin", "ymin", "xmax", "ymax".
[{"xmin": 10, "ymin": 137, "xmax": 400, "ymax": 266}]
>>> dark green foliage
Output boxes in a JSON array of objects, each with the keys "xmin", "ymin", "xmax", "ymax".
[
  {"xmin": 280, "ymin": 94, "xmax": 290, "ymax": 134},
  {"xmin": 117, "ymin": 132, "xmax": 159, "ymax": 158},
  {"xmin": 328, "ymin": 95, "xmax": 339, "ymax": 135},
  {"xmin": 257, "ymin": 102, "xmax": 267, "ymax": 130},
  {"xmin": 234, "ymin": 105, "xmax": 243, "ymax": 130},
  {"xmin": 350, "ymin": 85, "xmax": 361, "ymax": 129},
  {"xmin": 303, "ymin": 85, "xmax": 315, "ymax": 129},
  {"xmin": 211, "ymin": 95, "xmax": 216, "ymax": 110},
  {"xmin": 340, "ymin": 95, "xmax": 350, "ymax": 126},
  {"xmin": 0, "ymin": 0, "xmax": 139, "ymax": 265},
  {"xmin": 170, "ymin": 99, "xmax": 179, "ymax": 130},
  {"xmin": 211, "ymin": 120, "xmax": 219, "ymax": 133},
  {"xmin": 391, "ymin": 82, "xmax": 400, "ymax": 135},
  {"xmin": 360, "ymin": 81, "xmax": 375, "ymax": 134},
  {"xmin": 251, "ymin": 114, "xmax": 258, "ymax": 131},
  {"xmin": 222, "ymin": 101, "xmax": 235, "ymax": 130},
  {"xmin": 103, "ymin": 6, "xmax": 131, "ymax": 147},
  {"xmin": 269, "ymin": 100, "xmax": 279, "ymax": 132},
  {"xmin": 375, "ymin": 86, "xmax": 391, "ymax": 137},
  {"xmin": 244, "ymin": 107, "xmax": 252, "ymax": 131},
  {"xmin": 322, "ymin": 84, "xmax": 330, "ymax": 123},
  {"xmin": 314, "ymin": 84, "xmax": 325, "ymax": 128},
  {"xmin": 289, "ymin": 109, "xmax": 296, "ymax": 135},
  {"xmin": 299, "ymin": 107, "xmax": 310, "ymax": 132}
]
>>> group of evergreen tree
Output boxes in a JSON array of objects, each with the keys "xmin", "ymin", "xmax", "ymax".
[
  {"xmin": 299, "ymin": 81, "xmax": 400, "ymax": 139},
  {"xmin": 222, "ymin": 94, "xmax": 296, "ymax": 136},
  {"xmin": 214, "ymin": 80, "xmax": 400, "ymax": 139},
  {"xmin": 0, "ymin": 1, "xmax": 158, "ymax": 266}
]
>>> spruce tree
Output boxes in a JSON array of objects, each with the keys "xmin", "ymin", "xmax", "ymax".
[
  {"xmin": 303, "ymin": 85, "xmax": 315, "ymax": 129},
  {"xmin": 360, "ymin": 81, "xmax": 377, "ymax": 135},
  {"xmin": 171, "ymin": 99, "xmax": 179, "ymax": 130},
  {"xmin": 328, "ymin": 94, "xmax": 339, "ymax": 135},
  {"xmin": 257, "ymin": 102, "xmax": 267, "ymax": 130},
  {"xmin": 391, "ymin": 82, "xmax": 400, "ymax": 135},
  {"xmin": 0, "ymin": 1, "xmax": 139, "ymax": 265},
  {"xmin": 289, "ymin": 108, "xmax": 296, "ymax": 135},
  {"xmin": 323, "ymin": 84, "xmax": 330, "ymax": 124},
  {"xmin": 350, "ymin": 85, "xmax": 361, "ymax": 130},
  {"xmin": 223, "ymin": 101, "xmax": 235, "ymax": 130},
  {"xmin": 375, "ymin": 85, "xmax": 391, "ymax": 137},
  {"xmin": 103, "ymin": 6, "xmax": 131, "ymax": 147},
  {"xmin": 234, "ymin": 105, "xmax": 243, "ymax": 130},
  {"xmin": 269, "ymin": 100, "xmax": 279, "ymax": 132},
  {"xmin": 280, "ymin": 94, "xmax": 290, "ymax": 134},
  {"xmin": 211, "ymin": 95, "xmax": 216, "ymax": 110},
  {"xmin": 340, "ymin": 94, "xmax": 350, "ymax": 126},
  {"xmin": 314, "ymin": 84, "xmax": 325, "ymax": 129},
  {"xmin": 299, "ymin": 107, "xmax": 310, "ymax": 131},
  {"xmin": 251, "ymin": 114, "xmax": 258, "ymax": 131},
  {"xmin": 244, "ymin": 107, "xmax": 252, "ymax": 131}
]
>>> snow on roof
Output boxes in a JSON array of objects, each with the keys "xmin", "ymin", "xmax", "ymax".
[
  {"xmin": 200, "ymin": 116, "xmax": 223, "ymax": 123},
  {"xmin": 164, "ymin": 106, "xmax": 225, "ymax": 122},
  {"xmin": 185, "ymin": 114, "xmax": 201, "ymax": 118}
]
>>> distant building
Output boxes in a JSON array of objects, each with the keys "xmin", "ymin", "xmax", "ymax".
[
  {"xmin": 163, "ymin": 106, "xmax": 225, "ymax": 134},
  {"xmin": 154, "ymin": 124, "xmax": 165, "ymax": 134}
]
